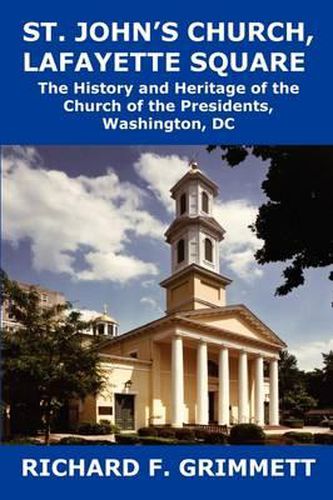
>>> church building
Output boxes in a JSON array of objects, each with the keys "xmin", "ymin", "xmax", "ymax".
[{"xmin": 78, "ymin": 162, "xmax": 286, "ymax": 431}]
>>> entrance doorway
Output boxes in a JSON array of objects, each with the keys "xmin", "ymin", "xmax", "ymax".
[
  {"xmin": 209, "ymin": 391, "xmax": 216, "ymax": 423},
  {"xmin": 115, "ymin": 394, "xmax": 135, "ymax": 430}
]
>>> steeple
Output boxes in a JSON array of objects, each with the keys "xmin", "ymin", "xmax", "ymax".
[{"xmin": 160, "ymin": 162, "xmax": 232, "ymax": 314}]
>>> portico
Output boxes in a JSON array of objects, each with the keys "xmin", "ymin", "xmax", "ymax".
[{"xmin": 169, "ymin": 332, "xmax": 279, "ymax": 428}]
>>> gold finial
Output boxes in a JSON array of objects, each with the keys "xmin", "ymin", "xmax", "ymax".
[{"xmin": 103, "ymin": 304, "xmax": 108, "ymax": 315}]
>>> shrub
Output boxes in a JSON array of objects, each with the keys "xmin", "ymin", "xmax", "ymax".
[
  {"xmin": 77, "ymin": 422, "xmax": 116, "ymax": 435},
  {"xmin": 4, "ymin": 437, "xmax": 41, "ymax": 445},
  {"xmin": 138, "ymin": 427, "xmax": 158, "ymax": 437},
  {"xmin": 174, "ymin": 428, "xmax": 195, "ymax": 441},
  {"xmin": 115, "ymin": 434, "xmax": 140, "ymax": 444},
  {"xmin": 284, "ymin": 432, "xmax": 314, "ymax": 444},
  {"xmin": 156, "ymin": 427, "xmax": 176, "ymax": 439},
  {"xmin": 194, "ymin": 429, "xmax": 211, "ymax": 441},
  {"xmin": 313, "ymin": 433, "xmax": 333, "ymax": 445},
  {"xmin": 283, "ymin": 419, "xmax": 304, "ymax": 429},
  {"xmin": 58, "ymin": 437, "xmax": 112, "ymax": 445},
  {"xmin": 229, "ymin": 424, "xmax": 265, "ymax": 445},
  {"xmin": 203, "ymin": 432, "xmax": 227, "ymax": 444}
]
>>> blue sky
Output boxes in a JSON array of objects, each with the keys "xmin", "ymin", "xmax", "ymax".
[{"xmin": 2, "ymin": 145, "xmax": 332, "ymax": 370}]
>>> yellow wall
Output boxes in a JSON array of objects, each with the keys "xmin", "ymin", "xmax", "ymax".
[{"xmin": 79, "ymin": 314, "xmax": 281, "ymax": 430}]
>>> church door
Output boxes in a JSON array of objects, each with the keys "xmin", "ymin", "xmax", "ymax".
[{"xmin": 115, "ymin": 394, "xmax": 135, "ymax": 430}]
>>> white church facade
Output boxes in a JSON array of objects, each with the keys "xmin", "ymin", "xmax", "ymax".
[{"xmin": 77, "ymin": 163, "xmax": 286, "ymax": 431}]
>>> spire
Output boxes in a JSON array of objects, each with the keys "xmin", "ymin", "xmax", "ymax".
[{"xmin": 160, "ymin": 161, "xmax": 232, "ymax": 313}]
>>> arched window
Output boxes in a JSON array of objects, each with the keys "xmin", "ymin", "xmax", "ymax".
[
  {"xmin": 177, "ymin": 239, "xmax": 185, "ymax": 263},
  {"xmin": 205, "ymin": 238, "xmax": 213, "ymax": 262},
  {"xmin": 180, "ymin": 193, "xmax": 187, "ymax": 214},
  {"xmin": 202, "ymin": 191, "xmax": 209, "ymax": 213}
]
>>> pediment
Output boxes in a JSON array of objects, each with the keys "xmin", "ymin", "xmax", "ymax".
[{"xmin": 179, "ymin": 305, "xmax": 286, "ymax": 348}]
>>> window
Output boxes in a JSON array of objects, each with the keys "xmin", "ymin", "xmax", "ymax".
[
  {"xmin": 41, "ymin": 293, "xmax": 48, "ymax": 303},
  {"xmin": 98, "ymin": 324, "xmax": 105, "ymax": 335},
  {"xmin": 177, "ymin": 239, "xmax": 185, "ymax": 263},
  {"xmin": 129, "ymin": 351, "xmax": 138, "ymax": 359},
  {"xmin": 202, "ymin": 191, "xmax": 209, "ymax": 213},
  {"xmin": 180, "ymin": 193, "xmax": 187, "ymax": 214},
  {"xmin": 107, "ymin": 324, "xmax": 114, "ymax": 336},
  {"xmin": 205, "ymin": 238, "xmax": 213, "ymax": 262}
]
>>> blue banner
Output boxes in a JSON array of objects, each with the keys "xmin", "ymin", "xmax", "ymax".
[
  {"xmin": 0, "ymin": 0, "xmax": 333, "ymax": 144},
  {"xmin": 0, "ymin": 445, "xmax": 331, "ymax": 499}
]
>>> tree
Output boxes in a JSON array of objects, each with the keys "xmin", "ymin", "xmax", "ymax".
[
  {"xmin": 278, "ymin": 350, "xmax": 317, "ymax": 418},
  {"xmin": 321, "ymin": 350, "xmax": 333, "ymax": 407},
  {"xmin": 207, "ymin": 146, "xmax": 333, "ymax": 296},
  {"xmin": 1, "ymin": 273, "xmax": 104, "ymax": 444},
  {"xmin": 282, "ymin": 384, "xmax": 317, "ymax": 418}
]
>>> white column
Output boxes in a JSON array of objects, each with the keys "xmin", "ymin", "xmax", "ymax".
[
  {"xmin": 218, "ymin": 347, "xmax": 230, "ymax": 426},
  {"xmin": 238, "ymin": 350, "xmax": 249, "ymax": 423},
  {"xmin": 171, "ymin": 335, "xmax": 184, "ymax": 427},
  {"xmin": 269, "ymin": 358, "xmax": 279, "ymax": 426},
  {"xmin": 197, "ymin": 341, "xmax": 209, "ymax": 425},
  {"xmin": 254, "ymin": 355, "xmax": 265, "ymax": 426}
]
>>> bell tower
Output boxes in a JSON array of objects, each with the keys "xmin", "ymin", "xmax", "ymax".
[{"xmin": 160, "ymin": 162, "xmax": 232, "ymax": 313}]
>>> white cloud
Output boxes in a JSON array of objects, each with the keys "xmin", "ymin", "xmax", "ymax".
[
  {"xmin": 134, "ymin": 152, "xmax": 262, "ymax": 281},
  {"xmin": 141, "ymin": 279, "xmax": 156, "ymax": 288},
  {"xmin": 76, "ymin": 308, "xmax": 102, "ymax": 321},
  {"xmin": 290, "ymin": 338, "xmax": 333, "ymax": 371},
  {"xmin": 3, "ymin": 147, "xmax": 161, "ymax": 283},
  {"xmin": 140, "ymin": 296, "xmax": 163, "ymax": 313},
  {"xmin": 134, "ymin": 152, "xmax": 188, "ymax": 212},
  {"xmin": 214, "ymin": 200, "xmax": 263, "ymax": 281}
]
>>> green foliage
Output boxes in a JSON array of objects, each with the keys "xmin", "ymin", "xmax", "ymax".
[
  {"xmin": 137, "ymin": 427, "xmax": 158, "ymax": 437},
  {"xmin": 229, "ymin": 424, "xmax": 265, "ymax": 444},
  {"xmin": 58, "ymin": 437, "xmax": 113, "ymax": 445},
  {"xmin": 3, "ymin": 437, "xmax": 42, "ymax": 445},
  {"xmin": 207, "ymin": 146, "xmax": 333, "ymax": 295},
  {"xmin": 313, "ymin": 433, "xmax": 333, "ymax": 445},
  {"xmin": 114, "ymin": 434, "xmax": 140, "ymax": 444},
  {"xmin": 279, "ymin": 350, "xmax": 317, "ymax": 418},
  {"xmin": 156, "ymin": 427, "xmax": 176, "ymax": 439},
  {"xmin": 77, "ymin": 422, "xmax": 116, "ymax": 435},
  {"xmin": 284, "ymin": 432, "xmax": 314, "ymax": 444},
  {"xmin": 283, "ymin": 389, "xmax": 317, "ymax": 418},
  {"xmin": 1, "ymin": 273, "xmax": 104, "ymax": 443},
  {"xmin": 202, "ymin": 432, "xmax": 227, "ymax": 444},
  {"xmin": 174, "ymin": 428, "xmax": 195, "ymax": 441}
]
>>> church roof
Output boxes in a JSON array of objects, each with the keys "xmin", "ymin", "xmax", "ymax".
[
  {"xmin": 180, "ymin": 305, "xmax": 287, "ymax": 347},
  {"xmin": 98, "ymin": 303, "xmax": 286, "ymax": 352},
  {"xmin": 93, "ymin": 313, "xmax": 118, "ymax": 324},
  {"xmin": 170, "ymin": 166, "xmax": 219, "ymax": 198}
]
